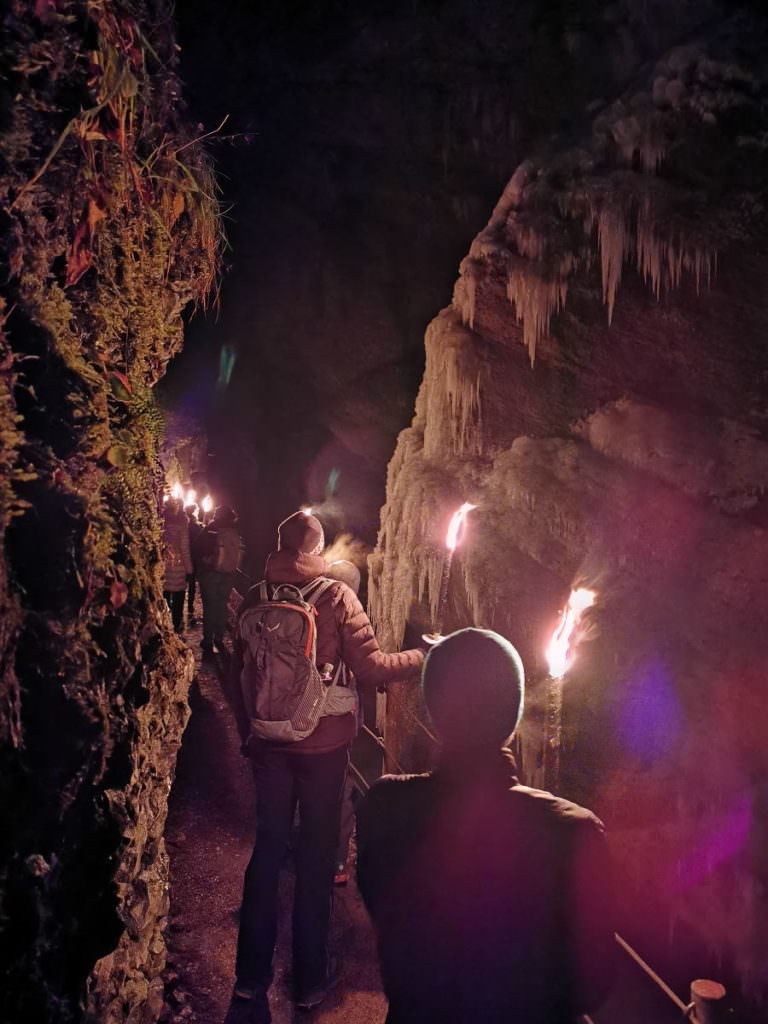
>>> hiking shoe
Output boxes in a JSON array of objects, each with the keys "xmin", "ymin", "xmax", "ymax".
[
  {"xmin": 333, "ymin": 863, "xmax": 349, "ymax": 886},
  {"xmin": 223, "ymin": 987, "xmax": 270, "ymax": 1024},
  {"xmin": 294, "ymin": 960, "xmax": 340, "ymax": 1011}
]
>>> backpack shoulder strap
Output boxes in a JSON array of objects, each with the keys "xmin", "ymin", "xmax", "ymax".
[
  {"xmin": 258, "ymin": 580, "xmax": 268, "ymax": 602},
  {"xmin": 301, "ymin": 577, "xmax": 337, "ymax": 607}
]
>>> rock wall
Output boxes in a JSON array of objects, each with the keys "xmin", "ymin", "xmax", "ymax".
[
  {"xmin": 371, "ymin": 12, "xmax": 768, "ymax": 1008},
  {"xmin": 0, "ymin": 3, "xmax": 219, "ymax": 1021},
  {"xmin": 173, "ymin": 0, "xmax": 734, "ymax": 564}
]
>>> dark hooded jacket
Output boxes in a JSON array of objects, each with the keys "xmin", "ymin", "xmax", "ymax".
[
  {"xmin": 357, "ymin": 751, "xmax": 615, "ymax": 1024},
  {"xmin": 237, "ymin": 548, "xmax": 423, "ymax": 753}
]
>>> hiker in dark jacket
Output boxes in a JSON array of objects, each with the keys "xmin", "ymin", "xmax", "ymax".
[
  {"xmin": 198, "ymin": 505, "xmax": 242, "ymax": 654},
  {"xmin": 225, "ymin": 511, "xmax": 423, "ymax": 1024},
  {"xmin": 324, "ymin": 559, "xmax": 363, "ymax": 886},
  {"xmin": 162, "ymin": 499, "xmax": 193, "ymax": 633},
  {"xmin": 357, "ymin": 628, "xmax": 615, "ymax": 1024},
  {"xmin": 185, "ymin": 503, "xmax": 204, "ymax": 626}
]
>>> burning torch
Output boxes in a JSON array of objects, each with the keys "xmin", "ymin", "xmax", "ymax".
[
  {"xmin": 543, "ymin": 587, "xmax": 596, "ymax": 793},
  {"xmin": 185, "ymin": 488, "xmax": 197, "ymax": 508},
  {"xmin": 201, "ymin": 495, "xmax": 214, "ymax": 523},
  {"xmin": 423, "ymin": 502, "xmax": 476, "ymax": 644},
  {"xmin": 171, "ymin": 482, "xmax": 183, "ymax": 501}
]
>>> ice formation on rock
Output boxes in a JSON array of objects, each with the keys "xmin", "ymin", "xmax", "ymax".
[{"xmin": 371, "ymin": 20, "xmax": 768, "ymax": 1004}]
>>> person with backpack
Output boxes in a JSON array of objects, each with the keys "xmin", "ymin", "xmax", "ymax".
[
  {"xmin": 162, "ymin": 498, "xmax": 193, "ymax": 633},
  {"xmin": 198, "ymin": 505, "xmax": 243, "ymax": 654},
  {"xmin": 225, "ymin": 511, "xmax": 423, "ymax": 1024}
]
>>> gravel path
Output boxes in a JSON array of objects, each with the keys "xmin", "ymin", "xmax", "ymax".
[{"xmin": 163, "ymin": 617, "xmax": 387, "ymax": 1024}]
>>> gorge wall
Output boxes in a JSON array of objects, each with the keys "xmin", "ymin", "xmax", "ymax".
[
  {"xmin": 173, "ymin": 0, "xmax": 737, "ymax": 566},
  {"xmin": 0, "ymin": 3, "xmax": 218, "ymax": 1021},
  {"xmin": 371, "ymin": 10, "xmax": 768, "ymax": 1010}
]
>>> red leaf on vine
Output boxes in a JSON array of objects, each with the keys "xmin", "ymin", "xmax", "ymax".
[
  {"xmin": 110, "ymin": 580, "xmax": 129, "ymax": 609},
  {"xmin": 65, "ymin": 196, "xmax": 106, "ymax": 287}
]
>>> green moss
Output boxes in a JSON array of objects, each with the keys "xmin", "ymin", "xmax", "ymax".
[{"xmin": 0, "ymin": 2, "xmax": 220, "ymax": 1019}]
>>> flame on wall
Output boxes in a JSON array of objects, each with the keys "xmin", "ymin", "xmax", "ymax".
[
  {"xmin": 445, "ymin": 502, "xmax": 476, "ymax": 551},
  {"xmin": 546, "ymin": 587, "xmax": 596, "ymax": 679}
]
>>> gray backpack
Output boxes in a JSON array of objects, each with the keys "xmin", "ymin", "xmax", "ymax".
[{"xmin": 237, "ymin": 578, "xmax": 353, "ymax": 742}]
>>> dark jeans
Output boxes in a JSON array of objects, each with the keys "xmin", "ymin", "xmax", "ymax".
[
  {"xmin": 186, "ymin": 571, "xmax": 197, "ymax": 616},
  {"xmin": 163, "ymin": 589, "xmax": 184, "ymax": 632},
  {"xmin": 199, "ymin": 569, "xmax": 235, "ymax": 643},
  {"xmin": 236, "ymin": 744, "xmax": 349, "ymax": 994}
]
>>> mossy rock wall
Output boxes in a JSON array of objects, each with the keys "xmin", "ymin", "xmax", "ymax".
[{"xmin": 0, "ymin": 3, "xmax": 219, "ymax": 1021}]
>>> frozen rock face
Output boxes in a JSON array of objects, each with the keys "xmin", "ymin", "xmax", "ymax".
[
  {"xmin": 175, "ymin": 0, "xmax": 732, "ymax": 563},
  {"xmin": 371, "ymin": 15, "xmax": 768, "ymax": 1006},
  {"xmin": 0, "ymin": 3, "xmax": 218, "ymax": 1021}
]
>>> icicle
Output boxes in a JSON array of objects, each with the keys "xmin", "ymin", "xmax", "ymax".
[
  {"xmin": 596, "ymin": 206, "xmax": 628, "ymax": 323},
  {"xmin": 505, "ymin": 267, "xmax": 569, "ymax": 363}
]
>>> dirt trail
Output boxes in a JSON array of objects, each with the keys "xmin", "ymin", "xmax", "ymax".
[{"xmin": 163, "ymin": 615, "xmax": 387, "ymax": 1024}]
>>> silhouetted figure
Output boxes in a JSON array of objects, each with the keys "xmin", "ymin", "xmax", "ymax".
[
  {"xmin": 198, "ymin": 505, "xmax": 242, "ymax": 653},
  {"xmin": 185, "ymin": 503, "xmax": 204, "ymax": 625},
  {"xmin": 225, "ymin": 512, "xmax": 423, "ymax": 1023},
  {"xmin": 357, "ymin": 628, "xmax": 615, "ymax": 1024},
  {"xmin": 162, "ymin": 498, "xmax": 192, "ymax": 632},
  {"xmin": 324, "ymin": 559, "xmax": 363, "ymax": 885}
]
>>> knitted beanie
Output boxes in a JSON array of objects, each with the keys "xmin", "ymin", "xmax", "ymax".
[
  {"xmin": 277, "ymin": 510, "xmax": 325, "ymax": 554},
  {"xmin": 423, "ymin": 628, "xmax": 525, "ymax": 749}
]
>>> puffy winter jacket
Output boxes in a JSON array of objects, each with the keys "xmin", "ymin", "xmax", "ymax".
[
  {"xmin": 163, "ymin": 512, "xmax": 193, "ymax": 591},
  {"xmin": 236, "ymin": 549, "xmax": 424, "ymax": 753}
]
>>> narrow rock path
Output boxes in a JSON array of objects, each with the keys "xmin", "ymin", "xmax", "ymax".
[{"xmin": 163, "ymin": 611, "xmax": 387, "ymax": 1024}]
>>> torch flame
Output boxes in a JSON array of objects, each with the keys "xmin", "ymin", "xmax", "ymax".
[
  {"xmin": 202, "ymin": 495, "xmax": 213, "ymax": 514},
  {"xmin": 301, "ymin": 506, "xmax": 313, "ymax": 516},
  {"xmin": 445, "ymin": 502, "xmax": 476, "ymax": 551},
  {"xmin": 185, "ymin": 488, "xmax": 197, "ymax": 506},
  {"xmin": 171, "ymin": 482, "xmax": 183, "ymax": 500},
  {"xmin": 546, "ymin": 587, "xmax": 596, "ymax": 679}
]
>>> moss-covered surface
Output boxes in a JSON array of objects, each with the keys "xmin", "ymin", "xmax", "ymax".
[{"xmin": 0, "ymin": 2, "xmax": 220, "ymax": 1020}]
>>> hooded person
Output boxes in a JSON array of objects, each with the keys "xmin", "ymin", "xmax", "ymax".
[
  {"xmin": 162, "ymin": 498, "xmax": 193, "ymax": 632},
  {"xmin": 226, "ymin": 512, "xmax": 423, "ymax": 1024},
  {"xmin": 324, "ymin": 559, "xmax": 363, "ymax": 885},
  {"xmin": 356, "ymin": 628, "xmax": 615, "ymax": 1024},
  {"xmin": 198, "ymin": 504, "xmax": 243, "ymax": 653}
]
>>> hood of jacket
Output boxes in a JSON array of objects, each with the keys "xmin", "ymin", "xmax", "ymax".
[{"xmin": 265, "ymin": 548, "xmax": 327, "ymax": 584}]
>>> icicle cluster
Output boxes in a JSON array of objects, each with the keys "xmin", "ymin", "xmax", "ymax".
[
  {"xmin": 422, "ymin": 310, "xmax": 484, "ymax": 458},
  {"xmin": 451, "ymin": 45, "xmax": 754, "ymax": 360}
]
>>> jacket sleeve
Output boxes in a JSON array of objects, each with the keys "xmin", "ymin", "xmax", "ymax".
[
  {"xmin": 335, "ymin": 587, "xmax": 423, "ymax": 686},
  {"xmin": 567, "ymin": 816, "xmax": 616, "ymax": 1014}
]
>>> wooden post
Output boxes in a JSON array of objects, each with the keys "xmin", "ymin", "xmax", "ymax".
[{"xmin": 687, "ymin": 980, "xmax": 727, "ymax": 1024}]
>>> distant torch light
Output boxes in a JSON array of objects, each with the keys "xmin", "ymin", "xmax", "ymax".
[
  {"xmin": 171, "ymin": 482, "xmax": 183, "ymax": 500},
  {"xmin": 185, "ymin": 488, "xmax": 197, "ymax": 506},
  {"xmin": 445, "ymin": 502, "xmax": 477, "ymax": 551},
  {"xmin": 424, "ymin": 501, "xmax": 477, "ymax": 645},
  {"xmin": 202, "ymin": 495, "xmax": 213, "ymax": 514},
  {"xmin": 162, "ymin": 494, "xmax": 170, "ymax": 503},
  {"xmin": 302, "ymin": 506, "xmax": 313, "ymax": 516},
  {"xmin": 545, "ymin": 587, "xmax": 596, "ymax": 679}
]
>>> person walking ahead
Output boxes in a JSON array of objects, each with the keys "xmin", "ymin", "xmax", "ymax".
[
  {"xmin": 198, "ymin": 505, "xmax": 242, "ymax": 653},
  {"xmin": 162, "ymin": 498, "xmax": 192, "ymax": 633},
  {"xmin": 357, "ymin": 628, "xmax": 615, "ymax": 1024},
  {"xmin": 226, "ymin": 511, "xmax": 423, "ymax": 1024}
]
